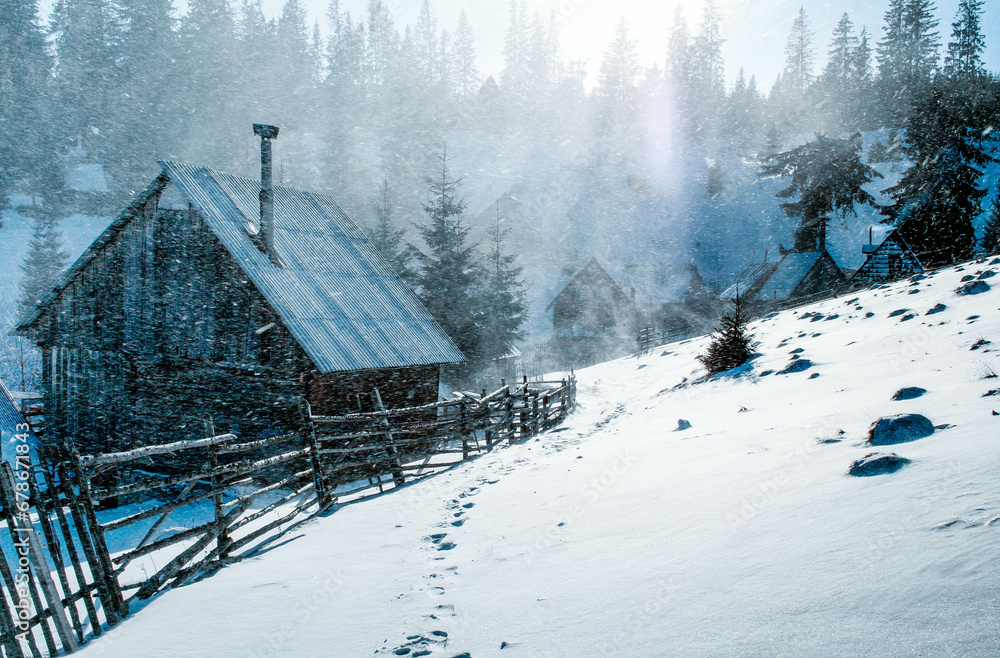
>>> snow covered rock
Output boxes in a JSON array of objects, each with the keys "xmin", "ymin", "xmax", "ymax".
[
  {"xmin": 778, "ymin": 358, "xmax": 813, "ymax": 374},
  {"xmin": 867, "ymin": 414, "xmax": 935, "ymax": 446},
  {"xmin": 891, "ymin": 387, "xmax": 927, "ymax": 401},
  {"xmin": 956, "ymin": 280, "xmax": 990, "ymax": 296},
  {"xmin": 848, "ymin": 452, "xmax": 912, "ymax": 476}
]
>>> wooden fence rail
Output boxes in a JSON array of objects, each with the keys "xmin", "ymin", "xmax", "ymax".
[{"xmin": 0, "ymin": 375, "xmax": 576, "ymax": 655}]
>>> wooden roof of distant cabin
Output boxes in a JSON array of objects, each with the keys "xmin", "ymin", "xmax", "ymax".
[
  {"xmin": 545, "ymin": 258, "xmax": 635, "ymax": 312},
  {"xmin": 16, "ymin": 162, "xmax": 465, "ymax": 374}
]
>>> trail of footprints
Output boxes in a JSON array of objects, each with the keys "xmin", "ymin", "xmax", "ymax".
[
  {"xmin": 381, "ymin": 424, "xmax": 573, "ymax": 656},
  {"xmin": 379, "ymin": 485, "xmax": 483, "ymax": 657}
]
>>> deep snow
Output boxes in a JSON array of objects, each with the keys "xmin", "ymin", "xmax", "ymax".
[{"xmin": 70, "ymin": 256, "xmax": 1000, "ymax": 657}]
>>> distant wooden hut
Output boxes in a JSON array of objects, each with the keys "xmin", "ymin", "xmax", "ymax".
[
  {"xmin": 851, "ymin": 230, "xmax": 924, "ymax": 285},
  {"xmin": 545, "ymin": 258, "xmax": 640, "ymax": 367},
  {"xmin": 14, "ymin": 125, "xmax": 464, "ymax": 456},
  {"xmin": 722, "ymin": 249, "xmax": 847, "ymax": 309}
]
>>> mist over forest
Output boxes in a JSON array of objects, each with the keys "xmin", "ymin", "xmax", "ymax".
[{"xmin": 2, "ymin": 0, "xmax": 1000, "ymax": 374}]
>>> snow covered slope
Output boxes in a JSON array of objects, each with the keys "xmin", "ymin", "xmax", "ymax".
[{"xmin": 79, "ymin": 258, "xmax": 1000, "ymax": 657}]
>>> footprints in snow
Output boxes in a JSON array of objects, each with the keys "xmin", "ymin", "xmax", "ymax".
[{"xmin": 383, "ymin": 489, "xmax": 483, "ymax": 655}]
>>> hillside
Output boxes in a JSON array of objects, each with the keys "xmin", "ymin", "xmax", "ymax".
[{"xmin": 75, "ymin": 256, "xmax": 1000, "ymax": 657}]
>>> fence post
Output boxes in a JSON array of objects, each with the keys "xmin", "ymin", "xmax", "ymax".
[
  {"xmin": 206, "ymin": 418, "xmax": 230, "ymax": 561},
  {"xmin": 63, "ymin": 439, "xmax": 127, "ymax": 622},
  {"xmin": 300, "ymin": 400, "xmax": 330, "ymax": 506},
  {"xmin": 460, "ymin": 401, "xmax": 469, "ymax": 460},
  {"xmin": 531, "ymin": 395, "xmax": 539, "ymax": 436},
  {"xmin": 0, "ymin": 464, "xmax": 79, "ymax": 654},
  {"xmin": 372, "ymin": 389, "xmax": 405, "ymax": 487}
]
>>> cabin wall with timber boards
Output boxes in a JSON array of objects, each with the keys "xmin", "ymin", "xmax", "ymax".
[
  {"xmin": 307, "ymin": 365, "xmax": 441, "ymax": 417},
  {"xmin": 35, "ymin": 187, "xmax": 311, "ymax": 456}
]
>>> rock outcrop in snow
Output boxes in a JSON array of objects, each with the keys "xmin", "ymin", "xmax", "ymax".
[{"xmin": 867, "ymin": 414, "xmax": 936, "ymax": 446}]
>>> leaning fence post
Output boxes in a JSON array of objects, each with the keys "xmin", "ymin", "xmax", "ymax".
[
  {"xmin": 300, "ymin": 400, "xmax": 330, "ymax": 505},
  {"xmin": 372, "ymin": 389, "xmax": 404, "ymax": 487},
  {"xmin": 0, "ymin": 464, "xmax": 79, "ymax": 654},
  {"xmin": 63, "ymin": 439, "xmax": 127, "ymax": 622},
  {"xmin": 206, "ymin": 418, "xmax": 230, "ymax": 561}
]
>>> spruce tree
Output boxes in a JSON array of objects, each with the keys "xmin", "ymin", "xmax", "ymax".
[
  {"xmin": 981, "ymin": 193, "xmax": 1000, "ymax": 255},
  {"xmin": 850, "ymin": 26, "xmax": 876, "ymax": 127},
  {"xmin": 818, "ymin": 13, "xmax": 858, "ymax": 130},
  {"xmin": 501, "ymin": 0, "xmax": 528, "ymax": 104},
  {"xmin": 699, "ymin": 292, "xmax": 755, "ymax": 376},
  {"xmin": 175, "ymin": 0, "xmax": 240, "ymax": 164},
  {"xmin": 413, "ymin": 148, "xmax": 482, "ymax": 359},
  {"xmin": 413, "ymin": 0, "xmax": 437, "ymax": 83},
  {"xmin": 367, "ymin": 175, "xmax": 413, "ymax": 281},
  {"xmin": 665, "ymin": 5, "xmax": 694, "ymax": 136},
  {"xmin": 761, "ymin": 133, "xmax": 882, "ymax": 252},
  {"xmin": 109, "ymin": 0, "xmax": 177, "ymax": 196},
  {"xmin": 18, "ymin": 210, "xmax": 69, "ymax": 318},
  {"xmin": 944, "ymin": 0, "xmax": 985, "ymax": 80},
  {"xmin": 783, "ymin": 7, "xmax": 815, "ymax": 98},
  {"xmin": 689, "ymin": 0, "xmax": 725, "ymax": 135},
  {"xmin": 479, "ymin": 202, "xmax": 527, "ymax": 360},
  {"xmin": 453, "ymin": 10, "xmax": 479, "ymax": 99},
  {"xmin": 49, "ymin": 0, "xmax": 120, "ymax": 162},
  {"xmin": 366, "ymin": 0, "xmax": 396, "ymax": 88},
  {"xmin": 881, "ymin": 81, "xmax": 995, "ymax": 267},
  {"xmin": 0, "ymin": 0, "xmax": 57, "ymax": 202},
  {"xmin": 595, "ymin": 17, "xmax": 640, "ymax": 128},
  {"xmin": 877, "ymin": 0, "xmax": 940, "ymax": 123}
]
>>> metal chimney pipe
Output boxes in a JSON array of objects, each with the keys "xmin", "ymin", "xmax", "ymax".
[{"xmin": 253, "ymin": 123, "xmax": 280, "ymax": 266}]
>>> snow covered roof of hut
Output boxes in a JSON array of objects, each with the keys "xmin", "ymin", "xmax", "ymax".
[
  {"xmin": 719, "ymin": 261, "xmax": 778, "ymax": 300},
  {"xmin": 756, "ymin": 252, "xmax": 823, "ymax": 301},
  {"xmin": 16, "ymin": 161, "xmax": 465, "ymax": 374}
]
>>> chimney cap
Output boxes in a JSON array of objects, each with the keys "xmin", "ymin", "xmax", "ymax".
[{"xmin": 253, "ymin": 124, "xmax": 279, "ymax": 139}]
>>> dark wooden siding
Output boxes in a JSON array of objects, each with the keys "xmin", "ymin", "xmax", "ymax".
[
  {"xmin": 36, "ymin": 191, "xmax": 312, "ymax": 454},
  {"xmin": 852, "ymin": 237, "xmax": 923, "ymax": 285},
  {"xmin": 308, "ymin": 365, "xmax": 440, "ymax": 416}
]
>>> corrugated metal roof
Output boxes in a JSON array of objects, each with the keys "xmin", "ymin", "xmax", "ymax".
[
  {"xmin": 160, "ymin": 162, "xmax": 464, "ymax": 373},
  {"xmin": 719, "ymin": 262, "xmax": 775, "ymax": 300},
  {"xmin": 756, "ymin": 252, "xmax": 821, "ymax": 301}
]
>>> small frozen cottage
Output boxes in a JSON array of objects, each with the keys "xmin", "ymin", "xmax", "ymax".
[{"xmin": 15, "ymin": 125, "xmax": 464, "ymax": 455}]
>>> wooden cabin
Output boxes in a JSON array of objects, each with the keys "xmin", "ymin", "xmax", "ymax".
[
  {"xmin": 722, "ymin": 249, "xmax": 847, "ymax": 309},
  {"xmin": 851, "ymin": 230, "xmax": 924, "ymax": 285},
  {"xmin": 14, "ymin": 127, "xmax": 464, "ymax": 456},
  {"xmin": 545, "ymin": 258, "xmax": 640, "ymax": 367}
]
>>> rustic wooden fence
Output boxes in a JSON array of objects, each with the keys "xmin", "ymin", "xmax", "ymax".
[{"xmin": 0, "ymin": 376, "xmax": 575, "ymax": 655}]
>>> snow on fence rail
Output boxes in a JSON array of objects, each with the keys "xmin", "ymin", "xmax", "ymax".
[{"xmin": 0, "ymin": 376, "xmax": 576, "ymax": 655}]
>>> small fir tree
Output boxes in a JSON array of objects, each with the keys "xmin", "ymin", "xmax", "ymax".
[
  {"xmin": 18, "ymin": 209, "xmax": 69, "ymax": 318},
  {"xmin": 699, "ymin": 292, "xmax": 755, "ymax": 375}
]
